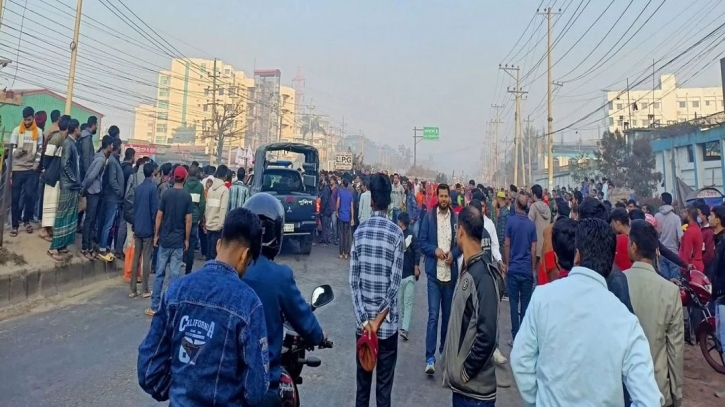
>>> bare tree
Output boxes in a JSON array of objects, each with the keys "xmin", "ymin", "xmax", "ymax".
[{"xmin": 208, "ymin": 98, "xmax": 248, "ymax": 165}]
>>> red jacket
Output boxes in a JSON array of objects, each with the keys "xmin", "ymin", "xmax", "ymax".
[
  {"xmin": 614, "ymin": 234, "xmax": 633, "ymax": 271},
  {"xmin": 702, "ymin": 225, "xmax": 716, "ymax": 269},
  {"xmin": 680, "ymin": 222, "xmax": 705, "ymax": 271}
]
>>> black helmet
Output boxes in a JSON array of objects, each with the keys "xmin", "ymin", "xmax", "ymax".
[{"xmin": 243, "ymin": 193, "xmax": 284, "ymax": 260}]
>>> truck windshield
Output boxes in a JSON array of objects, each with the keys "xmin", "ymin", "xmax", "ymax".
[{"xmin": 261, "ymin": 169, "xmax": 304, "ymax": 193}]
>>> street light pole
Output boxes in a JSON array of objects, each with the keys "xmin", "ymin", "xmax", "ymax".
[
  {"xmin": 65, "ymin": 0, "xmax": 83, "ymax": 114},
  {"xmin": 412, "ymin": 127, "xmax": 423, "ymax": 168}
]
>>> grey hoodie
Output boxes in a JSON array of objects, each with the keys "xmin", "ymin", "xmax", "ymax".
[
  {"xmin": 655, "ymin": 205, "xmax": 683, "ymax": 253},
  {"xmin": 81, "ymin": 151, "xmax": 106, "ymax": 195},
  {"xmin": 528, "ymin": 200, "xmax": 551, "ymax": 257}
]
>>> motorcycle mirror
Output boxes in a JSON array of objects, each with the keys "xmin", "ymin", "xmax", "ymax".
[{"xmin": 311, "ymin": 285, "xmax": 334, "ymax": 309}]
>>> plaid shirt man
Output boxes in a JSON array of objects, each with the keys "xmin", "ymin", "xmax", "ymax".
[
  {"xmin": 228, "ymin": 180, "xmax": 250, "ymax": 213},
  {"xmin": 349, "ymin": 211, "xmax": 404, "ymax": 340}
]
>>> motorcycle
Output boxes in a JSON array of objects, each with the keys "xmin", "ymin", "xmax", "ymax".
[
  {"xmin": 679, "ymin": 269, "xmax": 725, "ymax": 374},
  {"xmin": 279, "ymin": 284, "xmax": 335, "ymax": 406}
]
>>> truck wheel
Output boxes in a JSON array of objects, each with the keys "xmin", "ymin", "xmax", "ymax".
[{"xmin": 299, "ymin": 236, "xmax": 313, "ymax": 255}]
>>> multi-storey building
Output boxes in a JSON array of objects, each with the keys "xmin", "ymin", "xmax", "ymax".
[
  {"xmin": 604, "ymin": 74, "xmax": 724, "ymax": 133},
  {"xmin": 135, "ymin": 58, "xmax": 295, "ymax": 151}
]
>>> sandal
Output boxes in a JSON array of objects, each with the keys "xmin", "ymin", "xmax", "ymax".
[
  {"xmin": 128, "ymin": 291, "xmax": 140, "ymax": 298},
  {"xmin": 144, "ymin": 308, "xmax": 156, "ymax": 317},
  {"xmin": 142, "ymin": 292, "xmax": 152, "ymax": 299},
  {"xmin": 58, "ymin": 248, "xmax": 70, "ymax": 254},
  {"xmin": 46, "ymin": 250, "xmax": 64, "ymax": 262},
  {"xmin": 9, "ymin": 228, "xmax": 18, "ymax": 237},
  {"xmin": 25, "ymin": 224, "xmax": 33, "ymax": 234},
  {"xmin": 81, "ymin": 250, "xmax": 95, "ymax": 261},
  {"xmin": 39, "ymin": 233, "xmax": 52, "ymax": 242}
]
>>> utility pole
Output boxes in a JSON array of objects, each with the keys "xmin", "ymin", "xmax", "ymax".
[
  {"xmin": 208, "ymin": 58, "xmax": 218, "ymax": 164},
  {"xmin": 538, "ymin": 7, "xmax": 560, "ymax": 190},
  {"xmin": 500, "ymin": 65, "xmax": 527, "ymax": 187},
  {"xmin": 490, "ymin": 104, "xmax": 504, "ymax": 184},
  {"xmin": 524, "ymin": 116, "xmax": 534, "ymax": 185},
  {"xmin": 65, "ymin": 0, "xmax": 83, "ymax": 114},
  {"xmin": 412, "ymin": 127, "xmax": 423, "ymax": 168}
]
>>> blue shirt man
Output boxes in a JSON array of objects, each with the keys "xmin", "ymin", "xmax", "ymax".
[
  {"xmin": 137, "ymin": 208, "xmax": 269, "ymax": 406},
  {"xmin": 504, "ymin": 194, "xmax": 537, "ymax": 342}
]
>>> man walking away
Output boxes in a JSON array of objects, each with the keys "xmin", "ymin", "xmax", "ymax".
[
  {"xmin": 47, "ymin": 119, "xmax": 81, "ymax": 261},
  {"xmin": 528, "ymin": 184, "xmax": 551, "ymax": 274},
  {"xmin": 205, "ymin": 165, "xmax": 230, "ymax": 260},
  {"xmin": 337, "ymin": 178, "xmax": 354, "ymax": 259},
  {"xmin": 349, "ymin": 173, "xmax": 403, "ymax": 407},
  {"xmin": 443, "ymin": 205, "xmax": 503, "ymax": 407},
  {"xmin": 504, "ymin": 193, "xmax": 537, "ymax": 346},
  {"xmin": 228, "ymin": 167, "xmax": 249, "ymax": 212},
  {"xmin": 130, "ymin": 162, "xmax": 158, "ymax": 299},
  {"xmin": 319, "ymin": 176, "xmax": 333, "ymax": 246},
  {"xmin": 330, "ymin": 176, "xmax": 339, "ymax": 244},
  {"xmin": 183, "ymin": 165, "xmax": 205, "ymax": 274},
  {"xmin": 405, "ymin": 180, "xmax": 420, "ymax": 237},
  {"xmin": 147, "ymin": 166, "xmax": 192, "ymax": 316},
  {"xmin": 625, "ymin": 220, "xmax": 684, "ymax": 407},
  {"xmin": 97, "ymin": 139, "xmax": 125, "ymax": 262},
  {"xmin": 9, "ymin": 106, "xmax": 41, "ymax": 236},
  {"xmin": 656, "ymin": 192, "xmax": 684, "ymax": 279},
  {"xmin": 419, "ymin": 183, "xmax": 460, "ymax": 374},
  {"xmin": 397, "ymin": 211, "xmax": 420, "ymax": 341},
  {"xmin": 510, "ymin": 219, "xmax": 662, "ymax": 406},
  {"xmin": 39, "ymin": 113, "xmax": 67, "ymax": 241},
  {"xmin": 80, "ymin": 136, "xmax": 112, "ymax": 260}
]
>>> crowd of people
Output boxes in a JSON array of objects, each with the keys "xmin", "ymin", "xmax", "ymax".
[{"xmin": 5, "ymin": 104, "xmax": 725, "ymax": 406}]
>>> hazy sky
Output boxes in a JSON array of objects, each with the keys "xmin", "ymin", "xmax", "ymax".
[{"xmin": 1, "ymin": 0, "xmax": 723, "ymax": 175}]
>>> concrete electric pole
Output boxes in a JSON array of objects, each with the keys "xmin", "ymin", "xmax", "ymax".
[
  {"xmin": 209, "ymin": 58, "xmax": 218, "ymax": 165},
  {"xmin": 538, "ymin": 7, "xmax": 560, "ymax": 190},
  {"xmin": 524, "ymin": 116, "xmax": 534, "ymax": 186},
  {"xmin": 65, "ymin": 0, "xmax": 83, "ymax": 114},
  {"xmin": 501, "ymin": 65, "xmax": 527, "ymax": 187},
  {"xmin": 490, "ymin": 104, "xmax": 504, "ymax": 185}
]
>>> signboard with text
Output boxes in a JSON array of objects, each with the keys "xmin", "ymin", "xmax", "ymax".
[
  {"xmin": 335, "ymin": 152, "xmax": 353, "ymax": 170},
  {"xmin": 423, "ymin": 127, "xmax": 439, "ymax": 140},
  {"xmin": 125, "ymin": 144, "xmax": 157, "ymax": 156}
]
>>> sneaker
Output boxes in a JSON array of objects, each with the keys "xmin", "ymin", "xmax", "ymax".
[
  {"xmin": 144, "ymin": 308, "xmax": 156, "ymax": 317},
  {"xmin": 425, "ymin": 360, "xmax": 435, "ymax": 375},
  {"xmin": 399, "ymin": 330, "xmax": 409, "ymax": 341},
  {"xmin": 493, "ymin": 348, "xmax": 508, "ymax": 364}
]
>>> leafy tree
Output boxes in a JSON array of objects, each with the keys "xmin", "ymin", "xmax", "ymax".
[
  {"xmin": 626, "ymin": 137, "xmax": 662, "ymax": 198},
  {"xmin": 435, "ymin": 172, "xmax": 449, "ymax": 184},
  {"xmin": 300, "ymin": 115, "xmax": 326, "ymax": 144},
  {"xmin": 594, "ymin": 130, "xmax": 629, "ymax": 187},
  {"xmin": 568, "ymin": 152, "xmax": 598, "ymax": 185}
]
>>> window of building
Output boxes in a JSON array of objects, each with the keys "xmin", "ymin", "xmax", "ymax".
[
  {"xmin": 686, "ymin": 145, "xmax": 694, "ymax": 163},
  {"xmin": 678, "ymin": 101, "xmax": 686, "ymax": 108},
  {"xmin": 156, "ymin": 124, "xmax": 167, "ymax": 133},
  {"xmin": 229, "ymin": 87, "xmax": 236, "ymax": 96},
  {"xmin": 702, "ymin": 140, "xmax": 721, "ymax": 161},
  {"xmin": 157, "ymin": 112, "xmax": 168, "ymax": 120},
  {"xmin": 225, "ymin": 68, "xmax": 231, "ymax": 75},
  {"xmin": 147, "ymin": 122, "xmax": 153, "ymax": 128},
  {"xmin": 203, "ymin": 104, "xmax": 208, "ymax": 112},
  {"xmin": 204, "ymin": 88, "xmax": 210, "ymax": 96},
  {"xmin": 608, "ymin": 117, "xmax": 614, "ymax": 126},
  {"xmin": 720, "ymin": 100, "xmax": 724, "ymax": 107},
  {"xmin": 158, "ymin": 101, "xmax": 168, "ymax": 110},
  {"xmin": 225, "ymin": 103, "xmax": 233, "ymax": 111},
  {"xmin": 159, "ymin": 88, "xmax": 169, "ymax": 98},
  {"xmin": 616, "ymin": 103, "xmax": 623, "ymax": 110},
  {"xmin": 706, "ymin": 100, "xmax": 711, "ymax": 107},
  {"xmin": 218, "ymin": 88, "xmax": 224, "ymax": 96},
  {"xmin": 159, "ymin": 76, "xmax": 169, "ymax": 86},
  {"xmin": 692, "ymin": 100, "xmax": 700, "ymax": 108},
  {"xmin": 608, "ymin": 101, "xmax": 613, "ymax": 110},
  {"xmin": 641, "ymin": 102, "xmax": 648, "ymax": 109},
  {"xmin": 653, "ymin": 102, "xmax": 660, "ymax": 109}
]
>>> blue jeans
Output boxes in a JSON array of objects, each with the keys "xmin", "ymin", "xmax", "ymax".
[
  {"xmin": 99, "ymin": 202, "xmax": 120, "ymax": 250},
  {"xmin": 659, "ymin": 256, "xmax": 681, "ymax": 280},
  {"xmin": 452, "ymin": 393, "xmax": 495, "ymax": 407},
  {"xmin": 426, "ymin": 277, "xmax": 454, "ymax": 362},
  {"xmin": 411, "ymin": 220, "xmax": 420, "ymax": 239},
  {"xmin": 391, "ymin": 208, "xmax": 402, "ymax": 223},
  {"xmin": 151, "ymin": 246, "xmax": 184, "ymax": 311},
  {"xmin": 507, "ymin": 272, "xmax": 534, "ymax": 339},
  {"xmin": 185, "ymin": 226, "xmax": 199, "ymax": 275},
  {"xmin": 717, "ymin": 303, "xmax": 725, "ymax": 358}
]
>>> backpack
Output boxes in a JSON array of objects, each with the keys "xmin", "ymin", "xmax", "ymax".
[{"xmin": 123, "ymin": 171, "xmax": 138, "ymax": 224}]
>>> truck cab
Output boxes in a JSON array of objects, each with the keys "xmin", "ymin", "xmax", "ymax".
[{"xmin": 250, "ymin": 143, "xmax": 319, "ymax": 254}]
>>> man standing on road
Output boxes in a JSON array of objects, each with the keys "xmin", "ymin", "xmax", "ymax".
[
  {"xmin": 330, "ymin": 176, "xmax": 340, "ymax": 245},
  {"xmin": 319, "ymin": 176, "xmax": 333, "ymax": 246},
  {"xmin": 419, "ymin": 183, "xmax": 460, "ymax": 375},
  {"xmin": 397, "ymin": 211, "xmax": 420, "ymax": 341},
  {"xmin": 80, "ymin": 136, "xmax": 113, "ymax": 260},
  {"xmin": 358, "ymin": 179, "xmax": 372, "ymax": 224},
  {"xmin": 204, "ymin": 165, "xmax": 230, "ymax": 260},
  {"xmin": 656, "ymin": 192, "xmax": 684, "ymax": 279},
  {"xmin": 443, "ymin": 205, "xmax": 503, "ymax": 407},
  {"xmin": 183, "ymin": 165, "xmax": 205, "ymax": 273},
  {"xmin": 494, "ymin": 191, "xmax": 509, "ymax": 252},
  {"xmin": 511, "ymin": 218, "xmax": 662, "ymax": 406},
  {"xmin": 625, "ymin": 220, "xmax": 684, "ymax": 407},
  {"xmin": 97, "ymin": 139, "xmax": 125, "ymax": 262},
  {"xmin": 9, "ymin": 106, "xmax": 41, "ymax": 237},
  {"xmin": 228, "ymin": 167, "xmax": 249, "ymax": 212},
  {"xmin": 47, "ymin": 119, "xmax": 81, "ymax": 261},
  {"xmin": 389, "ymin": 173, "xmax": 405, "ymax": 222},
  {"xmin": 504, "ymin": 193, "xmax": 537, "ymax": 346},
  {"xmin": 147, "ymin": 166, "xmax": 192, "ymax": 317},
  {"xmin": 130, "ymin": 162, "xmax": 158, "ymax": 298},
  {"xmin": 137, "ymin": 208, "xmax": 269, "ymax": 406},
  {"xmin": 528, "ymin": 184, "xmax": 551, "ymax": 275},
  {"xmin": 349, "ymin": 173, "xmax": 403, "ymax": 407},
  {"xmin": 39, "ymin": 113, "xmax": 67, "ymax": 242}
]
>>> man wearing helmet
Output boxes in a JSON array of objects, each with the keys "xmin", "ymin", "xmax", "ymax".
[{"xmin": 243, "ymin": 192, "xmax": 326, "ymax": 407}]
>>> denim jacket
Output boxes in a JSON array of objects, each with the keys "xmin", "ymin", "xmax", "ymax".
[{"xmin": 137, "ymin": 261, "xmax": 270, "ymax": 406}]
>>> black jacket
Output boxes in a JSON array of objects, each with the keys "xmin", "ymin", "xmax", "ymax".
[
  {"xmin": 121, "ymin": 161, "xmax": 134, "ymax": 193},
  {"xmin": 102, "ymin": 153, "xmax": 125, "ymax": 204},
  {"xmin": 402, "ymin": 227, "xmax": 421, "ymax": 280},
  {"xmin": 59, "ymin": 136, "xmax": 81, "ymax": 191},
  {"xmin": 709, "ymin": 230, "xmax": 725, "ymax": 303},
  {"xmin": 320, "ymin": 185, "xmax": 333, "ymax": 216},
  {"xmin": 77, "ymin": 129, "xmax": 94, "ymax": 181}
]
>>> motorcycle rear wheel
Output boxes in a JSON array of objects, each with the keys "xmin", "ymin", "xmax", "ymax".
[{"xmin": 698, "ymin": 327, "xmax": 725, "ymax": 374}]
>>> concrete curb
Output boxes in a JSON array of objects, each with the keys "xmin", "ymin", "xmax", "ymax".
[{"xmin": 0, "ymin": 258, "xmax": 121, "ymax": 308}]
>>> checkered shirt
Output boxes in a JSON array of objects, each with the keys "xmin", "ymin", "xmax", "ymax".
[{"xmin": 349, "ymin": 211, "xmax": 404, "ymax": 340}]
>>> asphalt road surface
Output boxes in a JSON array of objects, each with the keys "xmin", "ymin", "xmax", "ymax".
[{"xmin": 0, "ymin": 243, "xmax": 521, "ymax": 407}]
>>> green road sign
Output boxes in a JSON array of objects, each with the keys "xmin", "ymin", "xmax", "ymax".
[{"xmin": 423, "ymin": 127, "xmax": 439, "ymax": 140}]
